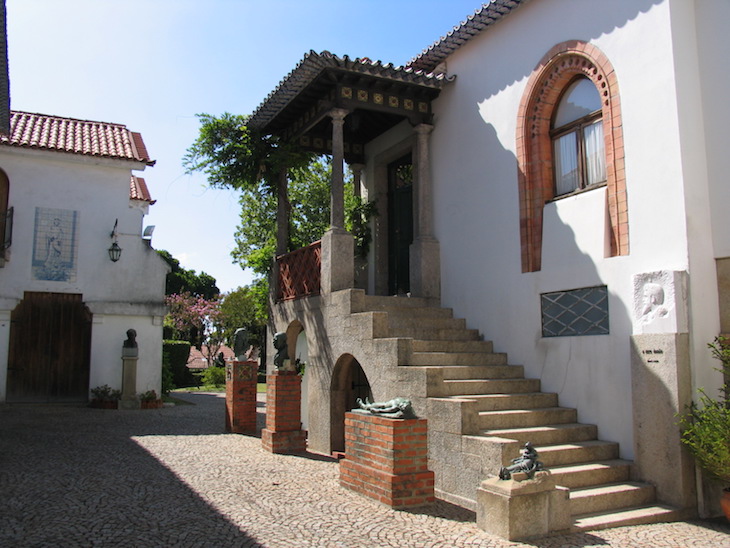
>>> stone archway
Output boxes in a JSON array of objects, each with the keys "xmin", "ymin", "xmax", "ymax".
[{"xmin": 330, "ymin": 354, "xmax": 372, "ymax": 454}]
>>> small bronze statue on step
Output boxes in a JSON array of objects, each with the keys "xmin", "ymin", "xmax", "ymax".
[{"xmin": 499, "ymin": 442, "xmax": 544, "ymax": 480}]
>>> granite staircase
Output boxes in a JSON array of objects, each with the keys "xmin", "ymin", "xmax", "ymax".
[{"xmin": 358, "ymin": 294, "xmax": 679, "ymax": 533}]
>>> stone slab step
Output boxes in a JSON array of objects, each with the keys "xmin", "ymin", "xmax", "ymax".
[
  {"xmin": 423, "ymin": 365, "xmax": 525, "ymax": 380},
  {"xmin": 460, "ymin": 392, "xmax": 559, "ymax": 411},
  {"xmin": 387, "ymin": 327, "xmax": 482, "ymax": 341},
  {"xmin": 382, "ymin": 307, "xmax": 455, "ymax": 320},
  {"xmin": 388, "ymin": 316, "xmax": 467, "ymax": 332},
  {"xmin": 572, "ymin": 504, "xmax": 680, "ymax": 532},
  {"xmin": 569, "ymin": 482, "xmax": 656, "ymax": 516},
  {"xmin": 549, "ymin": 460, "xmax": 631, "ymax": 489},
  {"xmin": 411, "ymin": 339, "xmax": 494, "ymax": 353},
  {"xmin": 477, "ymin": 407, "xmax": 577, "ymax": 429},
  {"xmin": 362, "ymin": 295, "xmax": 433, "ymax": 309},
  {"xmin": 482, "ymin": 423, "xmax": 598, "ymax": 445},
  {"xmin": 408, "ymin": 351, "xmax": 508, "ymax": 367},
  {"xmin": 437, "ymin": 378, "xmax": 541, "ymax": 396},
  {"xmin": 536, "ymin": 440, "xmax": 619, "ymax": 466}
]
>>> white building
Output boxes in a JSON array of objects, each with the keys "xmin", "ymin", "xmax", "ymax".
[
  {"xmin": 247, "ymin": 0, "xmax": 729, "ymax": 530},
  {"xmin": 0, "ymin": 111, "xmax": 168, "ymax": 403}
]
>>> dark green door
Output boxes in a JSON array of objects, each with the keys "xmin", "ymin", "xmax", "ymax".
[{"xmin": 387, "ymin": 154, "xmax": 413, "ymax": 295}]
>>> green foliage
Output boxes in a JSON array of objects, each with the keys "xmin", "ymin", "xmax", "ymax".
[
  {"xmin": 219, "ymin": 286, "xmax": 264, "ymax": 347},
  {"xmin": 161, "ymin": 359, "xmax": 174, "ymax": 394},
  {"xmin": 346, "ymin": 193, "xmax": 378, "ymax": 259},
  {"xmin": 163, "ymin": 340, "xmax": 195, "ymax": 388},
  {"xmin": 183, "ymin": 112, "xmax": 312, "ymax": 192},
  {"xmin": 139, "ymin": 390, "xmax": 159, "ymax": 402},
  {"xmin": 90, "ymin": 384, "xmax": 121, "ymax": 402},
  {"xmin": 678, "ymin": 336, "xmax": 730, "ymax": 484},
  {"xmin": 157, "ymin": 249, "xmax": 219, "ymax": 299},
  {"xmin": 201, "ymin": 366, "xmax": 226, "ymax": 387}
]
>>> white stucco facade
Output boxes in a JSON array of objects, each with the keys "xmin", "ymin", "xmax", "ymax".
[
  {"xmin": 0, "ymin": 137, "xmax": 168, "ymax": 402},
  {"xmin": 357, "ymin": 0, "xmax": 727, "ymax": 459}
]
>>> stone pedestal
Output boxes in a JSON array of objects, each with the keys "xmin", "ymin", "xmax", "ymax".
[
  {"xmin": 321, "ymin": 228, "xmax": 354, "ymax": 294},
  {"xmin": 630, "ymin": 333, "xmax": 696, "ymax": 509},
  {"xmin": 225, "ymin": 360, "xmax": 258, "ymax": 434},
  {"xmin": 476, "ymin": 471, "xmax": 569, "ymax": 541},
  {"xmin": 340, "ymin": 411, "xmax": 435, "ymax": 509},
  {"xmin": 261, "ymin": 371, "xmax": 306, "ymax": 454},
  {"xmin": 119, "ymin": 355, "xmax": 140, "ymax": 410}
]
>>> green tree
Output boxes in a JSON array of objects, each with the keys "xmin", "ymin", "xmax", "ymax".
[
  {"xmin": 157, "ymin": 249, "xmax": 219, "ymax": 299},
  {"xmin": 218, "ymin": 285, "xmax": 266, "ymax": 348}
]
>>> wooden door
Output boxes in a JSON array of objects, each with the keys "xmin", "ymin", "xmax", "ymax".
[
  {"xmin": 387, "ymin": 153, "xmax": 413, "ymax": 295},
  {"xmin": 7, "ymin": 292, "xmax": 92, "ymax": 402}
]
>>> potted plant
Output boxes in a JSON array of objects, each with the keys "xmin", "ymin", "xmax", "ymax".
[
  {"xmin": 89, "ymin": 384, "xmax": 121, "ymax": 409},
  {"xmin": 678, "ymin": 336, "xmax": 730, "ymax": 519},
  {"xmin": 139, "ymin": 389, "xmax": 163, "ymax": 409}
]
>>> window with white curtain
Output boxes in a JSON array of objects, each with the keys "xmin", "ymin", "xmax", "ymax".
[{"xmin": 551, "ymin": 77, "xmax": 605, "ymax": 196}]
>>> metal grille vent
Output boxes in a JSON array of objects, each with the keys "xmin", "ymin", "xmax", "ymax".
[{"xmin": 541, "ymin": 285, "xmax": 609, "ymax": 337}]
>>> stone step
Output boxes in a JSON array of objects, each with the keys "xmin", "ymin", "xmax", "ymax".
[
  {"xmin": 436, "ymin": 378, "xmax": 541, "ymax": 397},
  {"xmin": 388, "ymin": 316, "xmax": 467, "ymax": 331},
  {"xmin": 382, "ymin": 307, "xmax": 455, "ymax": 320},
  {"xmin": 569, "ymin": 482, "xmax": 656, "ymax": 516},
  {"xmin": 572, "ymin": 504, "xmax": 680, "ymax": 532},
  {"xmin": 482, "ymin": 423, "xmax": 598, "ymax": 445},
  {"xmin": 386, "ymin": 327, "xmax": 482, "ymax": 341},
  {"xmin": 408, "ymin": 351, "xmax": 508, "ymax": 367},
  {"xmin": 477, "ymin": 407, "xmax": 577, "ymax": 429},
  {"xmin": 549, "ymin": 460, "xmax": 632, "ymax": 489},
  {"xmin": 460, "ymin": 392, "xmax": 559, "ymax": 411},
  {"xmin": 424, "ymin": 365, "xmax": 524, "ymax": 380},
  {"xmin": 411, "ymin": 339, "xmax": 494, "ymax": 353},
  {"xmin": 362, "ymin": 295, "xmax": 433, "ymax": 310},
  {"xmin": 535, "ymin": 440, "xmax": 619, "ymax": 467}
]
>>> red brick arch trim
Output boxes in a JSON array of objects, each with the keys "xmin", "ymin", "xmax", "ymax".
[{"xmin": 516, "ymin": 40, "xmax": 628, "ymax": 273}]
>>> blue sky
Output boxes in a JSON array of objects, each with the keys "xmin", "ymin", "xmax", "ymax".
[{"xmin": 6, "ymin": 0, "xmax": 484, "ymax": 293}]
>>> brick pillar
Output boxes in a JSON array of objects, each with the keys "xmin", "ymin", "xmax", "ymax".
[
  {"xmin": 225, "ymin": 360, "xmax": 258, "ymax": 434},
  {"xmin": 261, "ymin": 371, "xmax": 306, "ymax": 453},
  {"xmin": 340, "ymin": 411, "xmax": 434, "ymax": 509}
]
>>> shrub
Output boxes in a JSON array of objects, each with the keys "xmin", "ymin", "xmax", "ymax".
[
  {"xmin": 201, "ymin": 366, "xmax": 226, "ymax": 387},
  {"xmin": 163, "ymin": 340, "xmax": 195, "ymax": 388}
]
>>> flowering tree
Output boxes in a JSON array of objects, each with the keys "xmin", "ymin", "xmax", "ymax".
[{"xmin": 165, "ymin": 292, "xmax": 223, "ymax": 367}]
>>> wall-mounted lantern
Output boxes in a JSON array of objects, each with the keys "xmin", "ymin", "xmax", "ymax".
[{"xmin": 108, "ymin": 219, "xmax": 122, "ymax": 262}]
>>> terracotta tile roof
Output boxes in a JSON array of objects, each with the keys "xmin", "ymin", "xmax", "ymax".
[
  {"xmin": 247, "ymin": 50, "xmax": 452, "ymax": 131},
  {"xmin": 130, "ymin": 175, "xmax": 155, "ymax": 204},
  {"xmin": 0, "ymin": 110, "xmax": 155, "ymax": 165},
  {"xmin": 407, "ymin": 0, "xmax": 531, "ymax": 73},
  {"xmin": 187, "ymin": 345, "xmax": 236, "ymax": 369}
]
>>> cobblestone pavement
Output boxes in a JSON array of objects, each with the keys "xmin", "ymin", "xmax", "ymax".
[{"xmin": 1, "ymin": 392, "xmax": 728, "ymax": 548}]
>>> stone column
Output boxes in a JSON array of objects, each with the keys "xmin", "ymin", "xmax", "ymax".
[
  {"xmin": 410, "ymin": 123, "xmax": 440, "ymax": 300},
  {"xmin": 120, "ymin": 345, "xmax": 140, "ymax": 410},
  {"xmin": 350, "ymin": 163, "xmax": 367, "ymax": 289},
  {"xmin": 350, "ymin": 163, "xmax": 364, "ymax": 199},
  {"xmin": 329, "ymin": 108, "xmax": 349, "ymax": 231},
  {"xmin": 321, "ymin": 108, "xmax": 355, "ymax": 294}
]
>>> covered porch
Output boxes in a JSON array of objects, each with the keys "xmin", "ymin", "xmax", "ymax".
[{"xmin": 246, "ymin": 51, "xmax": 451, "ymax": 305}]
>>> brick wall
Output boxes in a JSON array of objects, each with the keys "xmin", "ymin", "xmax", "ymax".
[
  {"xmin": 225, "ymin": 360, "xmax": 258, "ymax": 434},
  {"xmin": 340, "ymin": 411, "xmax": 434, "ymax": 508}
]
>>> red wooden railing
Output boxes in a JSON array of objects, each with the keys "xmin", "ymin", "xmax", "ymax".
[{"xmin": 276, "ymin": 240, "xmax": 322, "ymax": 301}]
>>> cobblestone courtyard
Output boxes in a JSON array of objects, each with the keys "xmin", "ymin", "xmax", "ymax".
[{"xmin": 1, "ymin": 392, "xmax": 728, "ymax": 547}]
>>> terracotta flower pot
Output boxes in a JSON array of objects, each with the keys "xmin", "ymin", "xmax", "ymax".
[
  {"xmin": 141, "ymin": 399, "xmax": 163, "ymax": 409},
  {"xmin": 721, "ymin": 488, "xmax": 730, "ymax": 521}
]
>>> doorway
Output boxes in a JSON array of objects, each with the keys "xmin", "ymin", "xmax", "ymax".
[
  {"xmin": 387, "ymin": 153, "xmax": 413, "ymax": 295},
  {"xmin": 7, "ymin": 292, "xmax": 92, "ymax": 402},
  {"xmin": 330, "ymin": 354, "xmax": 372, "ymax": 453}
]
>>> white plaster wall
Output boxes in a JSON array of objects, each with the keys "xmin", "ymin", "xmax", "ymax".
[
  {"xmin": 368, "ymin": 0, "xmax": 701, "ymax": 458},
  {"xmin": 296, "ymin": 330, "xmax": 310, "ymax": 431},
  {"xmin": 0, "ymin": 147, "xmax": 168, "ymax": 401},
  {"xmin": 693, "ymin": 0, "xmax": 730, "ymax": 394},
  {"xmin": 89, "ymin": 314, "xmax": 164, "ymax": 394}
]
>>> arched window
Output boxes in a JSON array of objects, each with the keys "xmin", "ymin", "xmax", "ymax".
[
  {"xmin": 516, "ymin": 41, "xmax": 628, "ymax": 272},
  {"xmin": 552, "ymin": 77, "xmax": 606, "ymax": 196}
]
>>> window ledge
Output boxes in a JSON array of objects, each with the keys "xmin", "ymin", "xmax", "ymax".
[{"xmin": 549, "ymin": 181, "xmax": 607, "ymax": 203}]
